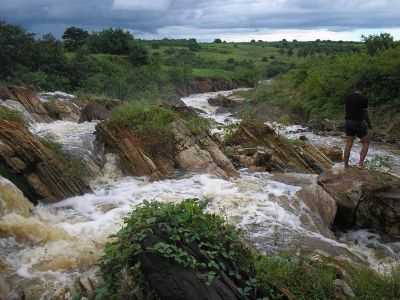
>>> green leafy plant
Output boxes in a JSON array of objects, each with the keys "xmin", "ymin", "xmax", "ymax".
[{"xmin": 98, "ymin": 199, "xmax": 281, "ymax": 300}]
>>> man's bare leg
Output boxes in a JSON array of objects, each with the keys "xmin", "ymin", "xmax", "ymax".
[
  {"xmin": 344, "ymin": 136, "xmax": 354, "ymax": 168},
  {"xmin": 358, "ymin": 136, "xmax": 370, "ymax": 167}
]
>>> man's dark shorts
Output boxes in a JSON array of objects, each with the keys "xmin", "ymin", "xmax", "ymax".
[{"xmin": 345, "ymin": 120, "xmax": 368, "ymax": 139}]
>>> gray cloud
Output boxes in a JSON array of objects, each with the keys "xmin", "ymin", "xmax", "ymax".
[{"xmin": 1, "ymin": 0, "xmax": 400, "ymax": 40}]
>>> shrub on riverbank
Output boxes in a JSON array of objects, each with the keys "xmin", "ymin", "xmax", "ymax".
[
  {"xmin": 96, "ymin": 199, "xmax": 400, "ymax": 300},
  {"xmin": 249, "ymin": 43, "xmax": 400, "ymax": 125},
  {"xmin": 98, "ymin": 199, "xmax": 282, "ymax": 300},
  {"xmin": 108, "ymin": 101, "xmax": 211, "ymax": 136}
]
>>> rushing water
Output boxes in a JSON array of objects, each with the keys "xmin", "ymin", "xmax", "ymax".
[{"xmin": 1, "ymin": 89, "xmax": 399, "ymax": 299}]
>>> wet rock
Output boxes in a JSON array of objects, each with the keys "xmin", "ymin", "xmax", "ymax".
[
  {"xmin": 0, "ymin": 86, "xmax": 51, "ymax": 122},
  {"xmin": 228, "ymin": 146, "xmax": 274, "ymax": 172},
  {"xmin": 140, "ymin": 252, "xmax": 246, "ymax": 300},
  {"xmin": 182, "ymin": 78, "xmax": 243, "ymax": 96},
  {"xmin": 0, "ymin": 120, "xmax": 91, "ymax": 203},
  {"xmin": 208, "ymin": 95, "xmax": 244, "ymax": 108},
  {"xmin": 335, "ymin": 279, "xmax": 355, "ymax": 299},
  {"xmin": 96, "ymin": 123, "xmax": 173, "ymax": 180},
  {"xmin": 79, "ymin": 101, "xmax": 120, "ymax": 123},
  {"xmin": 272, "ymin": 173, "xmax": 337, "ymax": 237},
  {"xmin": 0, "ymin": 213, "xmax": 73, "ymax": 243},
  {"xmin": 318, "ymin": 167, "xmax": 400, "ymax": 237},
  {"xmin": 226, "ymin": 120, "xmax": 333, "ymax": 174},
  {"xmin": 317, "ymin": 145, "xmax": 343, "ymax": 162},
  {"xmin": 308, "ymin": 118, "xmax": 343, "ymax": 133},
  {"xmin": 43, "ymin": 99, "xmax": 81, "ymax": 122},
  {"xmin": 96, "ymin": 119, "xmax": 238, "ymax": 180},
  {"xmin": 0, "ymin": 99, "xmax": 35, "ymax": 124},
  {"xmin": 77, "ymin": 276, "xmax": 96, "ymax": 300},
  {"xmin": 172, "ymin": 120, "xmax": 238, "ymax": 178},
  {"xmin": 0, "ymin": 176, "xmax": 33, "ymax": 217}
]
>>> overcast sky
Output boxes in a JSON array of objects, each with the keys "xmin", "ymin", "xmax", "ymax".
[{"xmin": 1, "ymin": 0, "xmax": 400, "ymax": 41}]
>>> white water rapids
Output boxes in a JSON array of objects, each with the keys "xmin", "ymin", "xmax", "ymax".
[{"xmin": 1, "ymin": 90, "xmax": 400, "ymax": 299}]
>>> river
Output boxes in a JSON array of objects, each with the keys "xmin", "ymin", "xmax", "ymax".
[{"xmin": 1, "ymin": 89, "xmax": 399, "ymax": 299}]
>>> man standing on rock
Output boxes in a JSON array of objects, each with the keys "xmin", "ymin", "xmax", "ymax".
[{"xmin": 343, "ymin": 87, "xmax": 372, "ymax": 168}]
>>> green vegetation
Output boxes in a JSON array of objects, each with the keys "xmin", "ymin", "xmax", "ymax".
[
  {"xmin": 349, "ymin": 265, "xmax": 400, "ymax": 299},
  {"xmin": 1, "ymin": 21, "xmax": 322, "ymax": 101},
  {"xmin": 107, "ymin": 102, "xmax": 210, "ymax": 155},
  {"xmin": 256, "ymin": 255, "xmax": 336, "ymax": 299},
  {"xmin": 108, "ymin": 102, "xmax": 178, "ymax": 135},
  {"xmin": 245, "ymin": 34, "xmax": 400, "ymax": 131},
  {"xmin": 0, "ymin": 106, "xmax": 23, "ymax": 123},
  {"xmin": 98, "ymin": 199, "xmax": 279, "ymax": 299},
  {"xmin": 97, "ymin": 199, "xmax": 400, "ymax": 300}
]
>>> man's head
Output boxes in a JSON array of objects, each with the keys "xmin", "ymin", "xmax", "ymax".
[{"xmin": 351, "ymin": 81, "xmax": 369, "ymax": 94}]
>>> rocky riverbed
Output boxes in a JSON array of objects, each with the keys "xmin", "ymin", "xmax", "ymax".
[{"xmin": 0, "ymin": 87, "xmax": 399, "ymax": 299}]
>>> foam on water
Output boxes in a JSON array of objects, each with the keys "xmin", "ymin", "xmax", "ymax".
[
  {"xmin": 181, "ymin": 89, "xmax": 249, "ymax": 125},
  {"xmin": 275, "ymin": 122, "xmax": 400, "ymax": 176},
  {"xmin": 29, "ymin": 121, "xmax": 98, "ymax": 161},
  {"xmin": 2, "ymin": 89, "xmax": 400, "ymax": 298}
]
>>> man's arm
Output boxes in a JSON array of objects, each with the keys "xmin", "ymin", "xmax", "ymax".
[
  {"xmin": 363, "ymin": 108, "xmax": 372, "ymax": 129},
  {"xmin": 363, "ymin": 96, "xmax": 372, "ymax": 129}
]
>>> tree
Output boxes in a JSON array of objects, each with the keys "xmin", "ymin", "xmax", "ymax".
[
  {"xmin": 250, "ymin": 39, "xmax": 256, "ymax": 44},
  {"xmin": 188, "ymin": 39, "xmax": 201, "ymax": 51},
  {"xmin": 287, "ymin": 48, "xmax": 294, "ymax": 56},
  {"xmin": 87, "ymin": 28, "xmax": 134, "ymax": 55},
  {"xmin": 362, "ymin": 33, "xmax": 395, "ymax": 56},
  {"xmin": 214, "ymin": 38, "xmax": 222, "ymax": 44},
  {"xmin": 0, "ymin": 22, "xmax": 35, "ymax": 79},
  {"xmin": 128, "ymin": 42, "xmax": 150, "ymax": 66},
  {"xmin": 62, "ymin": 26, "xmax": 89, "ymax": 51},
  {"xmin": 33, "ymin": 33, "xmax": 67, "ymax": 74}
]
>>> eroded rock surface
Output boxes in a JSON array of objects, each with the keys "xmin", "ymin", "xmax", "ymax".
[
  {"xmin": 79, "ymin": 101, "xmax": 120, "ymax": 123},
  {"xmin": 0, "ymin": 120, "xmax": 91, "ymax": 203},
  {"xmin": 96, "ymin": 119, "xmax": 238, "ymax": 180},
  {"xmin": 0, "ymin": 86, "xmax": 51, "ymax": 122},
  {"xmin": 226, "ymin": 121, "xmax": 333, "ymax": 174},
  {"xmin": 318, "ymin": 167, "xmax": 400, "ymax": 237},
  {"xmin": 0, "ymin": 176, "xmax": 33, "ymax": 217}
]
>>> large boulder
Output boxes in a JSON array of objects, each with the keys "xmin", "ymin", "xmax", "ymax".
[
  {"xmin": 179, "ymin": 78, "xmax": 241, "ymax": 96},
  {"xmin": 0, "ymin": 176, "xmax": 33, "ymax": 217},
  {"xmin": 0, "ymin": 120, "xmax": 91, "ymax": 203},
  {"xmin": 0, "ymin": 99, "xmax": 35, "ymax": 124},
  {"xmin": 208, "ymin": 95, "xmax": 244, "ymax": 108},
  {"xmin": 43, "ymin": 99, "xmax": 81, "ymax": 122},
  {"xmin": 79, "ymin": 101, "xmax": 120, "ymax": 123},
  {"xmin": 317, "ymin": 145, "xmax": 343, "ymax": 162},
  {"xmin": 96, "ymin": 119, "xmax": 238, "ymax": 180},
  {"xmin": 318, "ymin": 167, "xmax": 400, "ymax": 236},
  {"xmin": 0, "ymin": 86, "xmax": 51, "ymax": 122},
  {"xmin": 271, "ymin": 173, "xmax": 337, "ymax": 238},
  {"xmin": 226, "ymin": 121, "xmax": 333, "ymax": 174}
]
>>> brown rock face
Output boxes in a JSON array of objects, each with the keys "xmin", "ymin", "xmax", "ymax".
[
  {"xmin": 0, "ymin": 176, "xmax": 33, "ymax": 217},
  {"xmin": 0, "ymin": 120, "xmax": 91, "ymax": 203},
  {"xmin": 79, "ymin": 101, "xmax": 120, "ymax": 123},
  {"xmin": 43, "ymin": 100, "xmax": 81, "ymax": 122},
  {"xmin": 177, "ymin": 78, "xmax": 244, "ymax": 96},
  {"xmin": 271, "ymin": 173, "xmax": 337, "ymax": 238},
  {"xmin": 318, "ymin": 167, "xmax": 400, "ymax": 237},
  {"xmin": 226, "ymin": 121, "xmax": 333, "ymax": 174},
  {"xmin": 0, "ymin": 86, "xmax": 51, "ymax": 122},
  {"xmin": 318, "ymin": 145, "xmax": 343, "ymax": 162},
  {"xmin": 96, "ymin": 119, "xmax": 238, "ymax": 180},
  {"xmin": 208, "ymin": 95, "xmax": 244, "ymax": 108}
]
